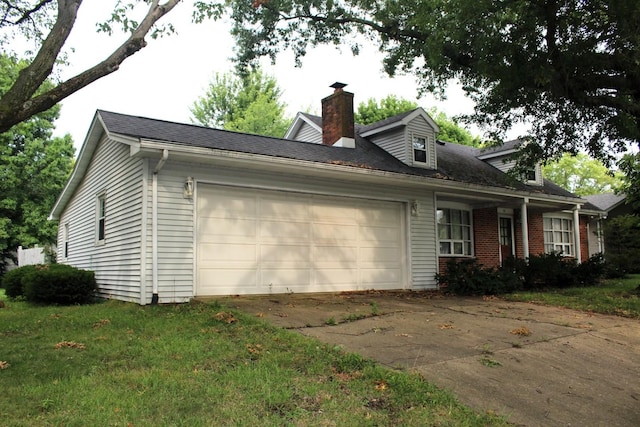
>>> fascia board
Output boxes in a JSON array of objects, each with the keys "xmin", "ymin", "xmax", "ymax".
[{"xmin": 48, "ymin": 112, "xmax": 106, "ymax": 220}]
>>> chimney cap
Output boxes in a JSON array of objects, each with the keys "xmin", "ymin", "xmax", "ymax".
[{"xmin": 330, "ymin": 82, "xmax": 348, "ymax": 91}]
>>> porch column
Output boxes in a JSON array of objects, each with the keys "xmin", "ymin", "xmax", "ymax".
[
  {"xmin": 521, "ymin": 198, "xmax": 529, "ymax": 260},
  {"xmin": 573, "ymin": 205, "xmax": 582, "ymax": 262}
]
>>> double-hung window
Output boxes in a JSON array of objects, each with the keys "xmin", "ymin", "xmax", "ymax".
[
  {"xmin": 543, "ymin": 216, "xmax": 574, "ymax": 256},
  {"xmin": 97, "ymin": 194, "xmax": 106, "ymax": 244},
  {"xmin": 413, "ymin": 136, "xmax": 427, "ymax": 163},
  {"xmin": 437, "ymin": 208, "xmax": 473, "ymax": 256}
]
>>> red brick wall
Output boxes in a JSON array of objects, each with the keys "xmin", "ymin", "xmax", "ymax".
[
  {"xmin": 473, "ymin": 207, "xmax": 500, "ymax": 268},
  {"xmin": 579, "ymin": 216, "xmax": 589, "ymax": 262}
]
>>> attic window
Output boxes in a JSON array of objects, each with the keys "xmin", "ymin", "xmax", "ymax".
[
  {"xmin": 525, "ymin": 167, "xmax": 537, "ymax": 182},
  {"xmin": 413, "ymin": 137, "xmax": 427, "ymax": 163}
]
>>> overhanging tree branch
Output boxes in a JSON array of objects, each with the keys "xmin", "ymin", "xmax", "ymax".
[{"xmin": 0, "ymin": 0, "xmax": 181, "ymax": 134}]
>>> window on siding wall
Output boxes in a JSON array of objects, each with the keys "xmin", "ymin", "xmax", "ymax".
[
  {"xmin": 97, "ymin": 194, "xmax": 106, "ymax": 244},
  {"xmin": 437, "ymin": 208, "xmax": 473, "ymax": 256},
  {"xmin": 413, "ymin": 136, "xmax": 427, "ymax": 163},
  {"xmin": 543, "ymin": 217, "xmax": 574, "ymax": 256},
  {"xmin": 63, "ymin": 223, "xmax": 69, "ymax": 259}
]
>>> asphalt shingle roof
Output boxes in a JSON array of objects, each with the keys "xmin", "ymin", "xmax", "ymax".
[
  {"xmin": 98, "ymin": 110, "xmax": 578, "ymax": 199},
  {"xmin": 584, "ymin": 193, "xmax": 626, "ymax": 211}
]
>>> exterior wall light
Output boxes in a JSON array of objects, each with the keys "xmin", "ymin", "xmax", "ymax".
[
  {"xmin": 184, "ymin": 176, "xmax": 194, "ymax": 198},
  {"xmin": 411, "ymin": 200, "xmax": 419, "ymax": 216}
]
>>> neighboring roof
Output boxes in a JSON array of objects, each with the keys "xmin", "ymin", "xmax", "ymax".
[
  {"xmin": 584, "ymin": 193, "xmax": 626, "ymax": 212},
  {"xmin": 476, "ymin": 139, "xmax": 523, "ymax": 159}
]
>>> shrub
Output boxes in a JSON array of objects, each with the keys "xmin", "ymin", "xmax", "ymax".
[
  {"xmin": 22, "ymin": 264, "xmax": 96, "ymax": 305},
  {"xmin": 521, "ymin": 252, "xmax": 578, "ymax": 289},
  {"xmin": 436, "ymin": 258, "xmax": 521, "ymax": 296},
  {"xmin": 1, "ymin": 265, "xmax": 39, "ymax": 298},
  {"xmin": 574, "ymin": 253, "xmax": 606, "ymax": 286}
]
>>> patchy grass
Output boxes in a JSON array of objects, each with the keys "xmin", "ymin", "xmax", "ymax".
[
  {"xmin": 0, "ymin": 290, "xmax": 506, "ymax": 426},
  {"xmin": 503, "ymin": 274, "xmax": 640, "ymax": 318}
]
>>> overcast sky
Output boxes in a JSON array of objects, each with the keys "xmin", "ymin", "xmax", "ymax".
[{"xmin": 51, "ymin": 1, "xmax": 478, "ymax": 151}]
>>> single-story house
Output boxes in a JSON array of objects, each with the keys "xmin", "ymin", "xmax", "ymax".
[{"xmin": 49, "ymin": 83, "xmax": 601, "ymax": 304}]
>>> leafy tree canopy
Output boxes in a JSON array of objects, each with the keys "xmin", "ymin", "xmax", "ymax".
[
  {"xmin": 0, "ymin": 54, "xmax": 75, "ymax": 274},
  {"xmin": 355, "ymin": 95, "xmax": 417, "ymax": 125},
  {"xmin": 228, "ymin": 0, "xmax": 640, "ymax": 166},
  {"xmin": 355, "ymin": 95, "xmax": 481, "ymax": 146},
  {"xmin": 190, "ymin": 67, "xmax": 290, "ymax": 137},
  {"xmin": 542, "ymin": 153, "xmax": 622, "ymax": 196}
]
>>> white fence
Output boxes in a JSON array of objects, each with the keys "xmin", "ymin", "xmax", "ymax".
[{"xmin": 17, "ymin": 245, "xmax": 50, "ymax": 266}]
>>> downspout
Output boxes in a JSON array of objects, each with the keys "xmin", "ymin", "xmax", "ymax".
[
  {"xmin": 521, "ymin": 198, "xmax": 530, "ymax": 260},
  {"xmin": 573, "ymin": 205, "xmax": 582, "ymax": 263},
  {"xmin": 151, "ymin": 149, "xmax": 169, "ymax": 304},
  {"xmin": 597, "ymin": 215, "xmax": 604, "ymax": 254}
]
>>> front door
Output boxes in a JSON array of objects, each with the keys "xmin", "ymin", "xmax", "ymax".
[{"xmin": 499, "ymin": 216, "xmax": 515, "ymax": 263}]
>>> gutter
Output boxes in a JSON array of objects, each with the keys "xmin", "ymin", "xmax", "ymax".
[{"xmin": 151, "ymin": 149, "xmax": 169, "ymax": 304}]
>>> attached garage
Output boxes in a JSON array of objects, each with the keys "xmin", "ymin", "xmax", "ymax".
[{"xmin": 196, "ymin": 184, "xmax": 407, "ymax": 295}]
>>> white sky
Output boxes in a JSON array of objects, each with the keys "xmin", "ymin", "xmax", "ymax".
[{"xmin": 51, "ymin": 1, "xmax": 480, "ymax": 151}]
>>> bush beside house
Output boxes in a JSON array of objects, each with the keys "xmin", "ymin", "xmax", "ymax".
[
  {"xmin": 1, "ymin": 264, "xmax": 96, "ymax": 305},
  {"xmin": 436, "ymin": 253, "xmax": 607, "ymax": 296}
]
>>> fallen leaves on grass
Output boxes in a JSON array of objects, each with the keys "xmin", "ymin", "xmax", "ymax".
[
  {"xmin": 93, "ymin": 319, "xmax": 111, "ymax": 328},
  {"xmin": 374, "ymin": 380, "xmax": 388, "ymax": 391},
  {"xmin": 213, "ymin": 311, "xmax": 236, "ymax": 324},
  {"xmin": 246, "ymin": 344, "xmax": 263, "ymax": 355},
  {"xmin": 54, "ymin": 341, "xmax": 86, "ymax": 350},
  {"xmin": 510, "ymin": 327, "xmax": 531, "ymax": 336},
  {"xmin": 0, "ymin": 360, "xmax": 9, "ymax": 369}
]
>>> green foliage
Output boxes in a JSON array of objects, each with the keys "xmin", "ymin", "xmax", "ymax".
[
  {"xmin": 0, "ymin": 264, "xmax": 37, "ymax": 298},
  {"xmin": 618, "ymin": 153, "xmax": 640, "ymax": 212},
  {"xmin": 229, "ymin": 1, "xmax": 640, "ymax": 165},
  {"xmin": 0, "ymin": 55, "xmax": 75, "ymax": 275},
  {"xmin": 190, "ymin": 67, "xmax": 291, "ymax": 137},
  {"xmin": 435, "ymin": 258, "xmax": 521, "ymax": 296},
  {"xmin": 603, "ymin": 214, "xmax": 640, "ymax": 274},
  {"xmin": 543, "ymin": 153, "xmax": 622, "ymax": 196},
  {"xmin": 355, "ymin": 95, "xmax": 418, "ymax": 125},
  {"xmin": 428, "ymin": 107, "xmax": 482, "ymax": 147},
  {"xmin": 22, "ymin": 264, "xmax": 96, "ymax": 305},
  {"xmin": 438, "ymin": 253, "xmax": 606, "ymax": 295}
]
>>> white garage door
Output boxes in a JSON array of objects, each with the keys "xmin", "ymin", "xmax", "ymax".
[{"xmin": 196, "ymin": 184, "xmax": 406, "ymax": 295}]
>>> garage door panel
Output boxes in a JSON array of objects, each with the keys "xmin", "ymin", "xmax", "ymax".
[
  {"xmin": 199, "ymin": 243, "xmax": 256, "ymax": 262},
  {"xmin": 314, "ymin": 268, "xmax": 358, "ymax": 285},
  {"xmin": 196, "ymin": 185, "xmax": 405, "ymax": 295},
  {"xmin": 199, "ymin": 268, "xmax": 257, "ymax": 287},
  {"xmin": 260, "ymin": 197, "xmax": 309, "ymax": 220},
  {"xmin": 261, "ymin": 268, "xmax": 312, "ymax": 287},
  {"xmin": 359, "ymin": 225, "xmax": 401, "ymax": 243},
  {"xmin": 312, "ymin": 223, "xmax": 357, "ymax": 242},
  {"xmin": 260, "ymin": 220, "xmax": 310, "ymax": 241},
  {"xmin": 312, "ymin": 245, "xmax": 358, "ymax": 263},
  {"xmin": 359, "ymin": 247, "xmax": 402, "ymax": 263},
  {"xmin": 260, "ymin": 244, "xmax": 310, "ymax": 262},
  {"xmin": 198, "ymin": 218, "xmax": 257, "ymax": 241}
]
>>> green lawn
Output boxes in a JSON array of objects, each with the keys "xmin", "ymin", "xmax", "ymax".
[
  {"xmin": 503, "ymin": 274, "xmax": 640, "ymax": 318},
  {"xmin": 0, "ymin": 290, "xmax": 504, "ymax": 427}
]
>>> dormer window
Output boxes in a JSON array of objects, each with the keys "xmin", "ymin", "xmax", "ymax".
[{"xmin": 413, "ymin": 137, "xmax": 427, "ymax": 163}]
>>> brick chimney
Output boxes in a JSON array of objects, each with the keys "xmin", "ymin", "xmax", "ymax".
[{"xmin": 321, "ymin": 82, "xmax": 355, "ymax": 148}]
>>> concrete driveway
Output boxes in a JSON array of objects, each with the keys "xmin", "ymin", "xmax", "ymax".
[{"xmin": 217, "ymin": 291, "xmax": 640, "ymax": 427}]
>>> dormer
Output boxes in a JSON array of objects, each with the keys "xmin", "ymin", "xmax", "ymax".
[
  {"xmin": 476, "ymin": 139, "xmax": 544, "ymax": 186},
  {"xmin": 360, "ymin": 108, "xmax": 440, "ymax": 169}
]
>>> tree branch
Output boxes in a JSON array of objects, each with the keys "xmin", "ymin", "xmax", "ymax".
[{"xmin": 0, "ymin": 0, "xmax": 181, "ymax": 133}]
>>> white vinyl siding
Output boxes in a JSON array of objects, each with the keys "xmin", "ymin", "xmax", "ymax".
[
  {"xmin": 57, "ymin": 136, "xmax": 143, "ymax": 303},
  {"xmin": 291, "ymin": 121, "xmax": 322, "ymax": 144},
  {"xmin": 486, "ymin": 157, "xmax": 544, "ymax": 186},
  {"xmin": 369, "ymin": 128, "xmax": 408, "ymax": 163},
  {"xmin": 409, "ymin": 196, "xmax": 437, "ymax": 288}
]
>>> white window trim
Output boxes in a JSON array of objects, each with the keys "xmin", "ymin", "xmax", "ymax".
[
  {"xmin": 62, "ymin": 222, "xmax": 69, "ymax": 260},
  {"xmin": 96, "ymin": 192, "xmax": 106, "ymax": 245},
  {"xmin": 409, "ymin": 132, "xmax": 435, "ymax": 169},
  {"xmin": 543, "ymin": 213, "xmax": 574, "ymax": 256},
  {"xmin": 436, "ymin": 204, "xmax": 474, "ymax": 257}
]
